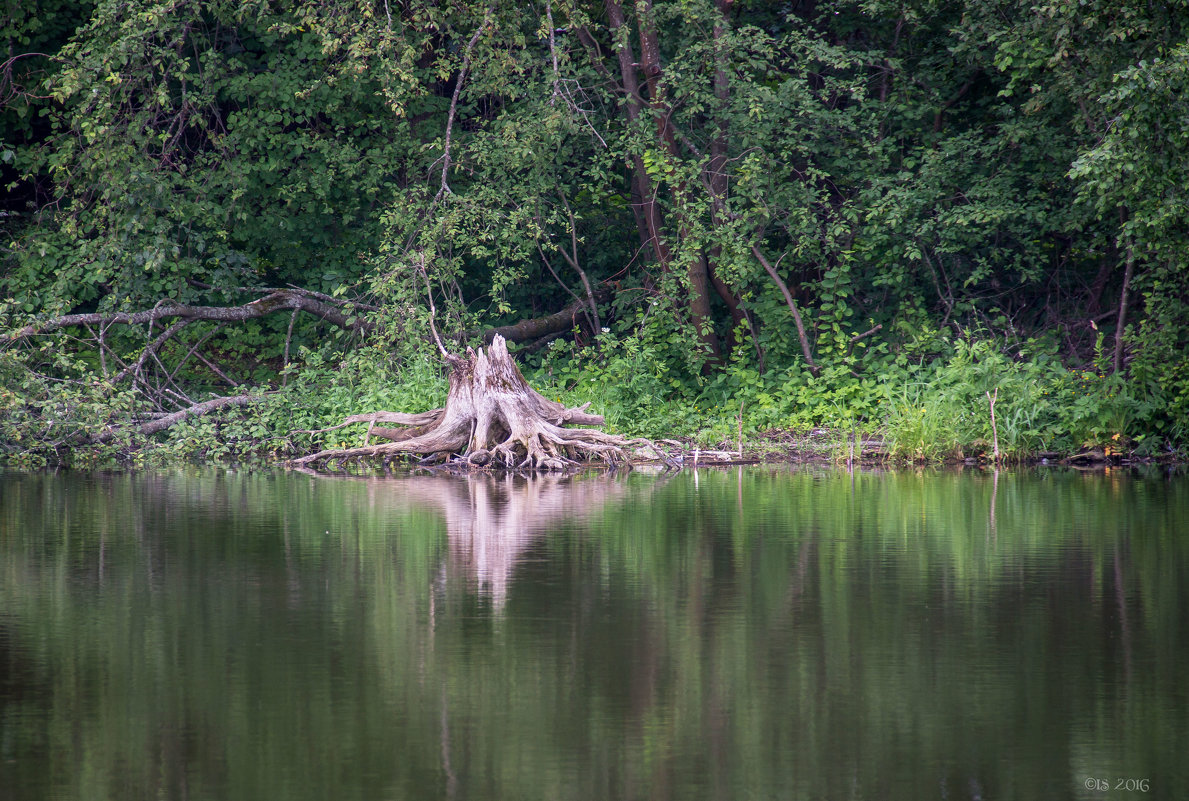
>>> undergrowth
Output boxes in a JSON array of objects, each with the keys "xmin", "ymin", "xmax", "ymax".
[{"xmin": 1, "ymin": 326, "xmax": 1179, "ymax": 468}]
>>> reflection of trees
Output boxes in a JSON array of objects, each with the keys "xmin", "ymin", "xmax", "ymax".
[{"xmin": 0, "ymin": 468, "xmax": 1185, "ymax": 801}]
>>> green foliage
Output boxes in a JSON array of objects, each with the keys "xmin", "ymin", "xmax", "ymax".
[
  {"xmin": 533, "ymin": 327, "xmax": 694, "ymax": 439},
  {"xmin": 0, "ymin": 344, "xmax": 141, "ymax": 466},
  {"xmin": 2, "ymin": 0, "xmax": 1188, "ymax": 462},
  {"xmin": 1069, "ymin": 43, "xmax": 1189, "ymax": 446},
  {"xmin": 4, "ymin": 0, "xmax": 418, "ymax": 315},
  {"xmin": 143, "ymin": 340, "xmax": 451, "ymax": 463},
  {"xmin": 881, "ymin": 335, "xmax": 1158, "ymax": 462}
]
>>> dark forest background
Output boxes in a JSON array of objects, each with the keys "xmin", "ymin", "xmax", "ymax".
[{"xmin": 2, "ymin": 0, "xmax": 1187, "ymax": 463}]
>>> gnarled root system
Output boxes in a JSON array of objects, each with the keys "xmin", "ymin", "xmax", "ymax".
[{"xmin": 293, "ymin": 335, "xmax": 661, "ymax": 471}]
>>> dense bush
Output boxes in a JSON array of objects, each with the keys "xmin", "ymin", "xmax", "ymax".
[{"xmin": 2, "ymin": 0, "xmax": 1186, "ymax": 466}]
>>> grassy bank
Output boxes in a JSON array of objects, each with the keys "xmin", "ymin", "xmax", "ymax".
[{"xmin": 1, "ymin": 329, "xmax": 1181, "ymax": 470}]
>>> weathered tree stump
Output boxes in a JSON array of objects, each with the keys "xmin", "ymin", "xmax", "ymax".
[{"xmin": 294, "ymin": 335, "xmax": 657, "ymax": 470}]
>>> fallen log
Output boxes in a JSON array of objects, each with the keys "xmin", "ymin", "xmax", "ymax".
[{"xmin": 478, "ymin": 289, "xmax": 610, "ymax": 344}]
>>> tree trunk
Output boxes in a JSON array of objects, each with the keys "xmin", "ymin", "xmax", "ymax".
[
  {"xmin": 1113, "ymin": 242, "xmax": 1135, "ymax": 375},
  {"xmin": 707, "ymin": 0, "xmax": 743, "ymax": 355},
  {"xmin": 477, "ymin": 290, "xmax": 608, "ymax": 344},
  {"xmin": 710, "ymin": 264, "xmax": 749, "ymax": 355},
  {"xmin": 604, "ymin": 0, "xmax": 668, "ymax": 267},
  {"xmin": 634, "ymin": 0, "xmax": 722, "ymax": 363},
  {"xmin": 294, "ymin": 335, "xmax": 658, "ymax": 470}
]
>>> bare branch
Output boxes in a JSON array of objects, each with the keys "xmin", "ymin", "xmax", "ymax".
[
  {"xmin": 751, "ymin": 244, "xmax": 818, "ymax": 375},
  {"xmin": 192, "ymin": 351, "xmax": 239, "ymax": 388},
  {"xmin": 280, "ymin": 308, "xmax": 298, "ymax": 387},
  {"xmin": 546, "ymin": 0, "xmax": 561, "ymax": 105},
  {"xmin": 437, "ymin": 7, "xmax": 494, "ymax": 200},
  {"xmin": 1114, "ymin": 240, "xmax": 1134, "ymax": 375},
  {"xmin": 8, "ymin": 289, "xmax": 369, "ymax": 342},
  {"xmin": 536, "ymin": 242, "xmax": 586, "ymax": 306},
  {"xmin": 94, "ymin": 393, "xmax": 268, "ymax": 442},
  {"xmin": 167, "ymin": 323, "xmax": 225, "ymax": 389},
  {"xmin": 847, "ymin": 323, "xmax": 883, "ymax": 355},
  {"xmin": 419, "ymin": 253, "xmax": 452, "ymax": 359},
  {"xmin": 558, "ymin": 193, "xmax": 602, "ymax": 335},
  {"xmin": 111, "ymin": 319, "xmax": 192, "ymax": 384},
  {"xmin": 479, "ymin": 290, "xmax": 609, "ymax": 344}
]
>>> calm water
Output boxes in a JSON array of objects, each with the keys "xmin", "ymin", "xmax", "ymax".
[{"xmin": 1, "ymin": 467, "xmax": 1185, "ymax": 801}]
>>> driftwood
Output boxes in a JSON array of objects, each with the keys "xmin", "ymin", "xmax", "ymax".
[{"xmin": 295, "ymin": 334, "xmax": 661, "ymax": 471}]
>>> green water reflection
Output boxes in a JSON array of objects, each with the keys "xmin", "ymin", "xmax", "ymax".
[{"xmin": 1, "ymin": 467, "xmax": 1186, "ymax": 801}]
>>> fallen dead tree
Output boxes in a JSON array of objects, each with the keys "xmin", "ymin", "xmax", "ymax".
[
  {"xmin": 93, "ymin": 393, "xmax": 268, "ymax": 443},
  {"xmin": 5, "ymin": 287, "xmax": 371, "ymax": 406},
  {"xmin": 1, "ymin": 287, "xmax": 374, "ymax": 452},
  {"xmin": 294, "ymin": 334, "xmax": 666, "ymax": 471},
  {"xmin": 7, "ymin": 287, "xmax": 370, "ymax": 340},
  {"xmin": 477, "ymin": 288, "xmax": 609, "ymax": 345}
]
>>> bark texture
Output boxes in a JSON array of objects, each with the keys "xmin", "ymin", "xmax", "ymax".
[
  {"xmin": 91, "ymin": 393, "xmax": 267, "ymax": 443},
  {"xmin": 294, "ymin": 335, "xmax": 658, "ymax": 470}
]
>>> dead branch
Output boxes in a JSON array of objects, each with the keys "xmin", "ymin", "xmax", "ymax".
[
  {"xmin": 558, "ymin": 193, "xmax": 603, "ymax": 335},
  {"xmin": 847, "ymin": 323, "xmax": 883, "ymax": 355},
  {"xmin": 105, "ymin": 319, "xmax": 190, "ymax": 384},
  {"xmin": 1114, "ymin": 238, "xmax": 1134, "ymax": 375},
  {"xmin": 8, "ymin": 288, "xmax": 370, "ymax": 341},
  {"xmin": 750, "ymin": 244, "xmax": 819, "ymax": 376},
  {"xmin": 437, "ymin": 7, "xmax": 493, "ymax": 199},
  {"xmin": 478, "ymin": 289, "xmax": 610, "ymax": 344},
  {"xmin": 546, "ymin": 0, "xmax": 561, "ymax": 105},
  {"xmin": 93, "ymin": 393, "xmax": 267, "ymax": 443}
]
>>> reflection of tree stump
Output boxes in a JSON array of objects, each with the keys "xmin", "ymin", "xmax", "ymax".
[
  {"xmin": 430, "ymin": 474, "xmax": 625, "ymax": 608},
  {"xmin": 295, "ymin": 335, "xmax": 655, "ymax": 470},
  {"xmin": 327, "ymin": 472, "xmax": 638, "ymax": 609}
]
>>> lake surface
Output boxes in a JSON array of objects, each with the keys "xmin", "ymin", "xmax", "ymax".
[{"xmin": 1, "ymin": 467, "xmax": 1185, "ymax": 801}]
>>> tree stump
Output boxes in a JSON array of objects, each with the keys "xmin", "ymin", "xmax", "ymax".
[{"xmin": 294, "ymin": 335, "xmax": 656, "ymax": 470}]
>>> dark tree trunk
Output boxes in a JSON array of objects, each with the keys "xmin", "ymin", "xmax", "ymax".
[
  {"xmin": 605, "ymin": 0, "xmax": 669, "ymax": 267},
  {"xmin": 634, "ymin": 0, "xmax": 722, "ymax": 363},
  {"xmin": 707, "ymin": 0, "xmax": 743, "ymax": 356}
]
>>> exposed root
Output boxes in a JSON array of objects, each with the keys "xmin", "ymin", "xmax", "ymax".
[{"xmin": 292, "ymin": 335, "xmax": 665, "ymax": 472}]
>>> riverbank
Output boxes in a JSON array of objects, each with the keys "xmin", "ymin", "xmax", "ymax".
[
  {"xmin": 3, "ymin": 331, "xmax": 1184, "ymax": 471},
  {"xmin": 647, "ymin": 427, "xmax": 1179, "ymax": 470},
  {"xmin": 3, "ymin": 420, "xmax": 1177, "ymax": 472}
]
